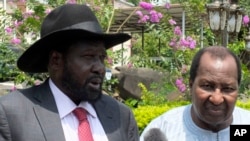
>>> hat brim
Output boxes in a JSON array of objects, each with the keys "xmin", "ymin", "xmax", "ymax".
[{"xmin": 17, "ymin": 29, "xmax": 131, "ymax": 73}]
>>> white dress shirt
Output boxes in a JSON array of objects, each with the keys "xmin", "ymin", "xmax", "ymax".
[{"xmin": 49, "ymin": 79, "xmax": 108, "ymax": 141}]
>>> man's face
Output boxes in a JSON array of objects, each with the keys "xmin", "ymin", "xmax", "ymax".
[
  {"xmin": 60, "ymin": 41, "xmax": 107, "ymax": 103},
  {"xmin": 190, "ymin": 52, "xmax": 238, "ymax": 130}
]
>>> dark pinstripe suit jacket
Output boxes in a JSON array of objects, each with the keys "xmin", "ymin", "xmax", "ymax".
[{"xmin": 0, "ymin": 80, "xmax": 139, "ymax": 141}]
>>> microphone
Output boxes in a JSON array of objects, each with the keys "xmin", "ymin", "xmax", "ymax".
[{"xmin": 144, "ymin": 128, "xmax": 168, "ymax": 141}]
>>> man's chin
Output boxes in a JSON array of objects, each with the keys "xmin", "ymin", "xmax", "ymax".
[{"xmin": 85, "ymin": 92, "xmax": 102, "ymax": 102}]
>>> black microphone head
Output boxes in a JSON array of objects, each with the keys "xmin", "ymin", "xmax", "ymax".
[{"xmin": 144, "ymin": 128, "xmax": 168, "ymax": 141}]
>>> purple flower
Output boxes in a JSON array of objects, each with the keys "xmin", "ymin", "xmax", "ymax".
[
  {"xmin": 157, "ymin": 12, "xmax": 163, "ymax": 19},
  {"xmin": 175, "ymin": 78, "xmax": 183, "ymax": 86},
  {"xmin": 11, "ymin": 38, "xmax": 21, "ymax": 45},
  {"xmin": 150, "ymin": 10, "xmax": 163, "ymax": 23},
  {"xmin": 186, "ymin": 36, "xmax": 196, "ymax": 49},
  {"xmin": 180, "ymin": 38, "xmax": 189, "ymax": 47},
  {"xmin": 138, "ymin": 15, "xmax": 150, "ymax": 23},
  {"xmin": 14, "ymin": 20, "xmax": 23, "ymax": 27},
  {"xmin": 175, "ymin": 78, "xmax": 186, "ymax": 92},
  {"xmin": 174, "ymin": 26, "xmax": 182, "ymax": 36},
  {"xmin": 25, "ymin": 10, "xmax": 33, "ymax": 16},
  {"xmin": 169, "ymin": 19, "xmax": 176, "ymax": 25},
  {"xmin": 5, "ymin": 27, "xmax": 13, "ymax": 34},
  {"xmin": 23, "ymin": 10, "xmax": 33, "ymax": 19},
  {"xmin": 178, "ymin": 84, "xmax": 186, "ymax": 92},
  {"xmin": 243, "ymin": 15, "xmax": 250, "ymax": 26},
  {"xmin": 136, "ymin": 10, "xmax": 143, "ymax": 17},
  {"xmin": 165, "ymin": 2, "xmax": 171, "ymax": 9},
  {"xmin": 169, "ymin": 38, "xmax": 177, "ymax": 47},
  {"xmin": 179, "ymin": 36, "xmax": 196, "ymax": 49},
  {"xmin": 150, "ymin": 10, "xmax": 162, "ymax": 23},
  {"xmin": 127, "ymin": 62, "xmax": 133, "ymax": 68},
  {"xmin": 139, "ymin": 2, "xmax": 153, "ymax": 11},
  {"xmin": 189, "ymin": 40, "xmax": 196, "ymax": 49}
]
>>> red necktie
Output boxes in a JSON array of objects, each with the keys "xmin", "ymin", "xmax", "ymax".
[{"xmin": 73, "ymin": 108, "xmax": 94, "ymax": 141}]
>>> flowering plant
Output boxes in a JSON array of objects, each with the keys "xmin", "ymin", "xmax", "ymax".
[
  {"xmin": 124, "ymin": 1, "xmax": 199, "ymax": 100},
  {"xmin": 0, "ymin": 0, "xmax": 113, "ymax": 87}
]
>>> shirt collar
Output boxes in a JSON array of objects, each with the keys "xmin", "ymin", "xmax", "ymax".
[{"xmin": 49, "ymin": 78, "xmax": 97, "ymax": 119}]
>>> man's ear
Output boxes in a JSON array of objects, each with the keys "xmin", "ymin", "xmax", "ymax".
[{"xmin": 48, "ymin": 51, "xmax": 64, "ymax": 70}]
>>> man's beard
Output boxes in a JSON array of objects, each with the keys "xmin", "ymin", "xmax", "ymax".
[{"xmin": 61, "ymin": 65, "xmax": 103, "ymax": 103}]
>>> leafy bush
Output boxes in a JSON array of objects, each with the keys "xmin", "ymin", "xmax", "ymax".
[
  {"xmin": 0, "ymin": 43, "xmax": 20, "ymax": 82},
  {"xmin": 133, "ymin": 100, "xmax": 190, "ymax": 134}
]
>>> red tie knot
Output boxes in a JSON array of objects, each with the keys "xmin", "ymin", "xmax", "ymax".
[{"xmin": 73, "ymin": 108, "xmax": 88, "ymax": 121}]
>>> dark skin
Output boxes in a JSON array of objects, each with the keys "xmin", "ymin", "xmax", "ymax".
[
  {"xmin": 190, "ymin": 52, "xmax": 238, "ymax": 132},
  {"xmin": 47, "ymin": 41, "xmax": 107, "ymax": 105}
]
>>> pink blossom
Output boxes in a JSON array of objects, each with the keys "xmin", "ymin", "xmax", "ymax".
[
  {"xmin": 179, "ymin": 37, "xmax": 196, "ymax": 49},
  {"xmin": 23, "ymin": 10, "xmax": 33, "ymax": 19},
  {"xmin": 25, "ymin": 10, "xmax": 33, "ymax": 16},
  {"xmin": 149, "ymin": 10, "xmax": 162, "ymax": 23},
  {"xmin": 14, "ymin": 20, "xmax": 23, "ymax": 27},
  {"xmin": 178, "ymin": 84, "xmax": 186, "ymax": 92},
  {"xmin": 136, "ymin": 10, "xmax": 143, "ymax": 17},
  {"xmin": 45, "ymin": 8, "xmax": 52, "ymax": 14},
  {"xmin": 157, "ymin": 12, "xmax": 163, "ymax": 19},
  {"xmin": 5, "ymin": 27, "xmax": 13, "ymax": 34},
  {"xmin": 169, "ymin": 19, "xmax": 176, "ymax": 25},
  {"xmin": 189, "ymin": 40, "xmax": 196, "ymax": 49},
  {"xmin": 174, "ymin": 26, "xmax": 182, "ymax": 36},
  {"xmin": 175, "ymin": 78, "xmax": 186, "ymax": 92},
  {"xmin": 180, "ymin": 39, "xmax": 186, "ymax": 47},
  {"xmin": 175, "ymin": 79, "xmax": 183, "ymax": 86},
  {"xmin": 127, "ymin": 62, "xmax": 133, "ymax": 68},
  {"xmin": 139, "ymin": 2, "xmax": 153, "ymax": 11},
  {"xmin": 243, "ymin": 15, "xmax": 250, "ymax": 26},
  {"xmin": 169, "ymin": 38, "xmax": 177, "ymax": 47},
  {"xmin": 11, "ymin": 38, "xmax": 21, "ymax": 44},
  {"xmin": 186, "ymin": 36, "xmax": 196, "ymax": 49},
  {"xmin": 165, "ymin": 2, "xmax": 171, "ymax": 9},
  {"xmin": 19, "ymin": 0, "xmax": 26, "ymax": 2},
  {"xmin": 66, "ymin": 0, "xmax": 76, "ymax": 4},
  {"xmin": 138, "ymin": 15, "xmax": 150, "ymax": 23}
]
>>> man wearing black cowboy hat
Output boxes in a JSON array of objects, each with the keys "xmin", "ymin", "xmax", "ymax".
[{"xmin": 0, "ymin": 4, "xmax": 139, "ymax": 141}]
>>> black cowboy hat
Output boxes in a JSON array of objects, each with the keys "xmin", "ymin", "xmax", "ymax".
[{"xmin": 17, "ymin": 4, "xmax": 131, "ymax": 73}]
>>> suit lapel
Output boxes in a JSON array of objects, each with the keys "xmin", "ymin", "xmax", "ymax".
[
  {"xmin": 33, "ymin": 80, "xmax": 66, "ymax": 141},
  {"xmin": 93, "ymin": 95, "xmax": 122, "ymax": 141}
]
